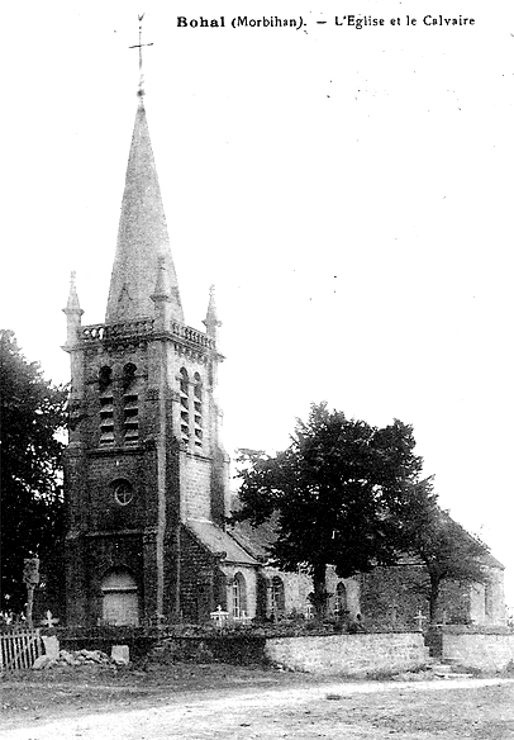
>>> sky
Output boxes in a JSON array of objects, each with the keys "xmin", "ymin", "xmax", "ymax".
[{"xmin": 2, "ymin": 2, "xmax": 514, "ymax": 603}]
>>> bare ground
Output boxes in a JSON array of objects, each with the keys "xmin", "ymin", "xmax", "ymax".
[{"xmin": 2, "ymin": 665, "xmax": 514, "ymax": 739}]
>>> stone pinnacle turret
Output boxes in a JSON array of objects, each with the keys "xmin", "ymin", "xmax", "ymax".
[
  {"xmin": 203, "ymin": 284, "xmax": 222, "ymax": 342},
  {"xmin": 63, "ymin": 271, "xmax": 84, "ymax": 348}
]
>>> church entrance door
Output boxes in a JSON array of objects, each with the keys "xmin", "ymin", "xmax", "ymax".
[{"xmin": 101, "ymin": 570, "xmax": 139, "ymax": 626}]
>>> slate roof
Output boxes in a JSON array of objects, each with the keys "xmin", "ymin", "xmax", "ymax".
[
  {"xmin": 186, "ymin": 519, "xmax": 259, "ymax": 566},
  {"xmin": 228, "ymin": 518, "xmax": 278, "ymax": 563},
  {"xmin": 225, "ymin": 507, "xmax": 504, "ymax": 572}
]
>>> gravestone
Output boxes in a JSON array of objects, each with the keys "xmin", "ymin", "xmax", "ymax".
[
  {"xmin": 32, "ymin": 654, "xmax": 52, "ymax": 670},
  {"xmin": 111, "ymin": 644, "xmax": 130, "ymax": 665},
  {"xmin": 42, "ymin": 634, "xmax": 60, "ymax": 661}
]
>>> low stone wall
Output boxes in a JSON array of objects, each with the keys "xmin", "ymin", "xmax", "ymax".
[
  {"xmin": 438, "ymin": 627, "xmax": 514, "ymax": 672},
  {"xmin": 149, "ymin": 634, "xmax": 266, "ymax": 665},
  {"xmin": 265, "ymin": 632, "xmax": 429, "ymax": 676}
]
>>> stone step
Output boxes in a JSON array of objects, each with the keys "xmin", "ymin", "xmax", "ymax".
[
  {"xmin": 430, "ymin": 663, "xmax": 454, "ymax": 675},
  {"xmin": 429, "ymin": 661, "xmax": 473, "ymax": 678}
]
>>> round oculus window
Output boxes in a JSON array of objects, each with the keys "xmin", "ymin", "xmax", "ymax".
[{"xmin": 113, "ymin": 481, "xmax": 133, "ymax": 506}]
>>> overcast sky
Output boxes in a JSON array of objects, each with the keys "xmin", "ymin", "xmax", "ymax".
[{"xmin": 2, "ymin": 2, "xmax": 514, "ymax": 604}]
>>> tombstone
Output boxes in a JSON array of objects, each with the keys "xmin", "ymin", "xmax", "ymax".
[
  {"xmin": 111, "ymin": 644, "xmax": 130, "ymax": 665},
  {"xmin": 42, "ymin": 634, "xmax": 60, "ymax": 661}
]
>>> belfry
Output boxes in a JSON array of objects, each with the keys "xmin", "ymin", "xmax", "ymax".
[{"xmin": 62, "ymin": 33, "xmax": 258, "ymax": 626}]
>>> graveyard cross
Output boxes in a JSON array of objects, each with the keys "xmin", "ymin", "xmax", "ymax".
[
  {"xmin": 41, "ymin": 609, "xmax": 60, "ymax": 629},
  {"xmin": 210, "ymin": 604, "xmax": 229, "ymax": 628},
  {"xmin": 129, "ymin": 14, "xmax": 154, "ymax": 96},
  {"xmin": 414, "ymin": 609, "xmax": 427, "ymax": 631}
]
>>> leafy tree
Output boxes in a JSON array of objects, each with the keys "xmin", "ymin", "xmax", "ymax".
[
  {"xmin": 234, "ymin": 402, "xmax": 425, "ymax": 618},
  {"xmin": 0, "ymin": 330, "xmax": 67, "ymax": 613},
  {"xmin": 401, "ymin": 480, "xmax": 489, "ymax": 624}
]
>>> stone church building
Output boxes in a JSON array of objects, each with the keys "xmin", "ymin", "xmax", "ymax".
[{"xmin": 62, "ymin": 79, "xmax": 505, "ymax": 629}]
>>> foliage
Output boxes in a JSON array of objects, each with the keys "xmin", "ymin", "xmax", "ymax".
[
  {"xmin": 234, "ymin": 402, "xmax": 425, "ymax": 617},
  {"xmin": 0, "ymin": 330, "xmax": 67, "ymax": 612},
  {"xmin": 401, "ymin": 479, "xmax": 489, "ymax": 622}
]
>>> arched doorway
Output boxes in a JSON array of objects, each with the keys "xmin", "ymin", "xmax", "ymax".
[{"xmin": 101, "ymin": 570, "xmax": 139, "ymax": 626}]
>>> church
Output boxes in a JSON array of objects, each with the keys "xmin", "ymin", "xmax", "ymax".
[{"xmin": 62, "ymin": 59, "xmax": 505, "ymax": 630}]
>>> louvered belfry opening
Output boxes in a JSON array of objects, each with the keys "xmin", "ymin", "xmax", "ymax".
[{"xmin": 122, "ymin": 363, "xmax": 139, "ymax": 446}]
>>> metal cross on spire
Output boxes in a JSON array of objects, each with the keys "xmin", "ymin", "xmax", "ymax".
[{"xmin": 129, "ymin": 14, "xmax": 154, "ymax": 97}]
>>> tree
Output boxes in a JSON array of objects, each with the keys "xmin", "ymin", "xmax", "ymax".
[
  {"xmin": 234, "ymin": 402, "xmax": 425, "ymax": 618},
  {"xmin": 0, "ymin": 330, "xmax": 67, "ymax": 613},
  {"xmin": 401, "ymin": 480, "xmax": 489, "ymax": 624}
]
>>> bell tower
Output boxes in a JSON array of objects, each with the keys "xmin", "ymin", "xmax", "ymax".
[{"xmin": 62, "ymin": 29, "xmax": 236, "ymax": 626}]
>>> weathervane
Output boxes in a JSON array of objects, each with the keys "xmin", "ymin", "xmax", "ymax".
[{"xmin": 129, "ymin": 14, "xmax": 154, "ymax": 97}]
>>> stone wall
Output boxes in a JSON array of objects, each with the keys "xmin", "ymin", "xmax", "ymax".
[
  {"xmin": 360, "ymin": 562, "xmax": 506, "ymax": 629},
  {"xmin": 265, "ymin": 632, "xmax": 428, "ymax": 676},
  {"xmin": 437, "ymin": 627, "xmax": 514, "ymax": 671},
  {"xmin": 181, "ymin": 453, "xmax": 212, "ymax": 520},
  {"xmin": 360, "ymin": 564, "xmax": 427, "ymax": 629},
  {"xmin": 263, "ymin": 566, "xmax": 312, "ymax": 617},
  {"xmin": 467, "ymin": 566, "xmax": 507, "ymax": 625},
  {"xmin": 179, "ymin": 526, "xmax": 217, "ymax": 622}
]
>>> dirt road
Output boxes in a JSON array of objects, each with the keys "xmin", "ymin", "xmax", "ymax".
[{"xmin": 3, "ymin": 677, "xmax": 514, "ymax": 740}]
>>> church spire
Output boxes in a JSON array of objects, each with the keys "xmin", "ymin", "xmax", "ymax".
[{"xmin": 105, "ymin": 21, "xmax": 183, "ymax": 325}]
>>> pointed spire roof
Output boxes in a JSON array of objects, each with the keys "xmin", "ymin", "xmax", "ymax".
[
  {"xmin": 203, "ymin": 284, "xmax": 222, "ymax": 339},
  {"xmin": 105, "ymin": 99, "xmax": 183, "ymax": 324},
  {"xmin": 63, "ymin": 271, "xmax": 84, "ymax": 350},
  {"xmin": 64, "ymin": 271, "xmax": 83, "ymax": 316}
]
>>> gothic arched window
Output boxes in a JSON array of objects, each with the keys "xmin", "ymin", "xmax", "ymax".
[
  {"xmin": 270, "ymin": 576, "xmax": 285, "ymax": 616},
  {"xmin": 485, "ymin": 581, "xmax": 494, "ymax": 618},
  {"xmin": 232, "ymin": 572, "xmax": 247, "ymax": 619},
  {"xmin": 334, "ymin": 582, "xmax": 348, "ymax": 618},
  {"xmin": 99, "ymin": 365, "xmax": 112, "ymax": 391}
]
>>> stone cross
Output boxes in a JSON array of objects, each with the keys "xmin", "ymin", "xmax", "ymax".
[
  {"xmin": 41, "ymin": 610, "xmax": 60, "ymax": 629},
  {"xmin": 414, "ymin": 609, "xmax": 427, "ymax": 631}
]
